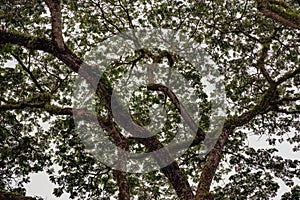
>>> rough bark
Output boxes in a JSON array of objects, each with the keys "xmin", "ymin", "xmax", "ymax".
[
  {"xmin": 257, "ymin": 0, "xmax": 300, "ymax": 29},
  {"xmin": 196, "ymin": 126, "xmax": 233, "ymax": 200},
  {"xmin": 44, "ymin": 0, "xmax": 65, "ymax": 50}
]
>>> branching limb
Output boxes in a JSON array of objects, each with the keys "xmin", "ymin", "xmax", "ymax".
[
  {"xmin": 276, "ymin": 66, "xmax": 300, "ymax": 85},
  {"xmin": 11, "ymin": 53, "xmax": 44, "ymax": 92},
  {"xmin": 117, "ymin": 0, "xmax": 135, "ymax": 29},
  {"xmin": 0, "ymin": 30, "xmax": 82, "ymax": 72},
  {"xmin": 197, "ymin": 59, "xmax": 299, "ymax": 198},
  {"xmin": 196, "ymin": 83, "xmax": 279, "ymax": 199},
  {"xmin": 112, "ymin": 96, "xmax": 196, "ymax": 199}
]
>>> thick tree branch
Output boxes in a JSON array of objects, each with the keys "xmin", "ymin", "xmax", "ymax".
[
  {"xmin": 113, "ymin": 170, "xmax": 130, "ymax": 200},
  {"xmin": 0, "ymin": 30, "xmax": 82, "ymax": 73},
  {"xmin": 57, "ymin": 100, "xmax": 195, "ymax": 199},
  {"xmin": 196, "ymin": 126, "xmax": 233, "ymax": 200},
  {"xmin": 113, "ymin": 139, "xmax": 130, "ymax": 200},
  {"xmin": 0, "ymin": 101, "xmax": 45, "ymax": 111},
  {"xmin": 230, "ymin": 86, "xmax": 278, "ymax": 128},
  {"xmin": 44, "ymin": 0, "xmax": 65, "ymax": 50},
  {"xmin": 0, "ymin": 191, "xmax": 40, "ymax": 200},
  {"xmin": 0, "ymin": 93, "xmax": 51, "ymax": 112},
  {"xmin": 0, "ymin": 98, "xmax": 88, "ymax": 119},
  {"xmin": 260, "ymin": 8, "xmax": 300, "ymax": 29},
  {"xmin": 134, "ymin": 137, "xmax": 195, "ymax": 199},
  {"xmin": 257, "ymin": 0, "xmax": 300, "ymax": 29},
  {"xmin": 3, "ymin": 95, "xmax": 194, "ymax": 199},
  {"xmin": 0, "ymin": 31, "xmax": 56, "ymax": 55}
]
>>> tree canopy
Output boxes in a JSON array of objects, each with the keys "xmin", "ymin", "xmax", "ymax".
[{"xmin": 0, "ymin": 0, "xmax": 299, "ymax": 199}]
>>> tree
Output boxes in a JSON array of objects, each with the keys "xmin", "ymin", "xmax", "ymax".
[{"xmin": 0, "ymin": 0, "xmax": 299, "ymax": 199}]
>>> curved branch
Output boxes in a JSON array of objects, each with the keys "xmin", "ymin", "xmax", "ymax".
[{"xmin": 0, "ymin": 30, "xmax": 82, "ymax": 73}]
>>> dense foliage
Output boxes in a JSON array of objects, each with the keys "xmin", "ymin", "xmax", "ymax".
[{"xmin": 0, "ymin": 0, "xmax": 299, "ymax": 199}]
